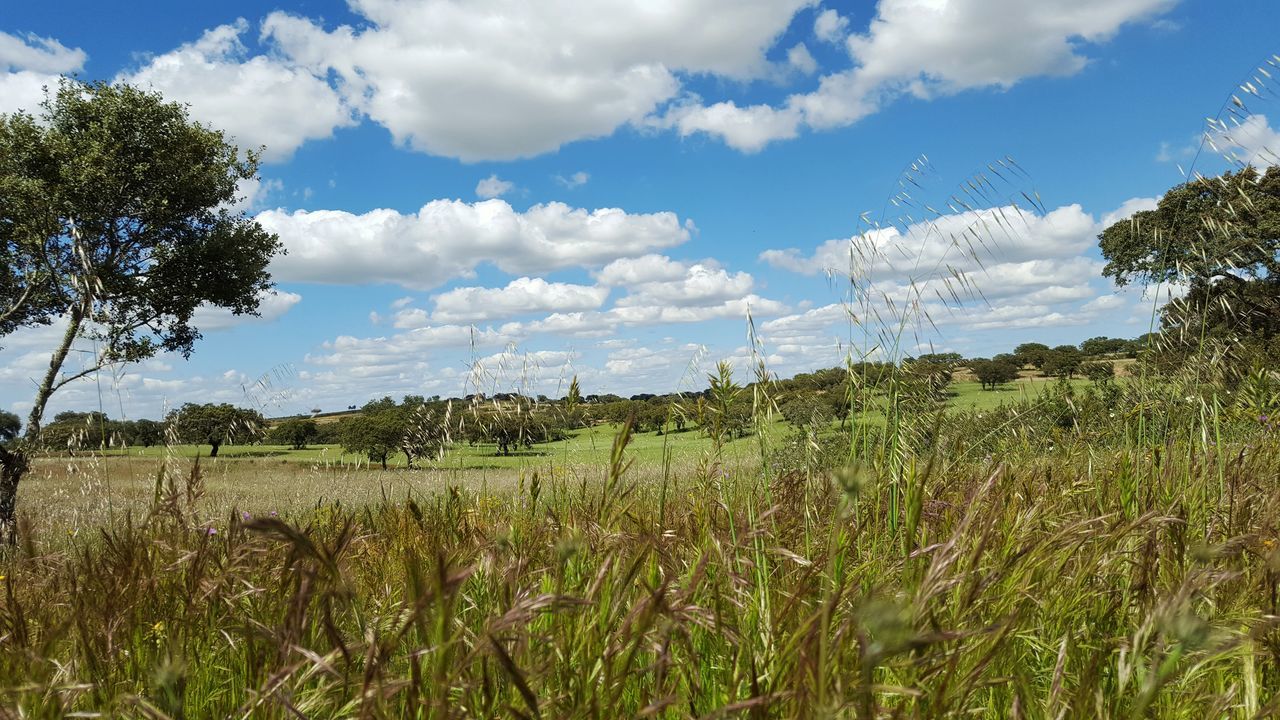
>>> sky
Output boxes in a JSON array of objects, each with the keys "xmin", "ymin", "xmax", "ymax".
[{"xmin": 1, "ymin": 0, "xmax": 1277, "ymax": 420}]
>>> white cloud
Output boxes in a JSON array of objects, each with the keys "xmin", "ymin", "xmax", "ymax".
[
  {"xmin": 0, "ymin": 31, "xmax": 85, "ymax": 74},
  {"xmin": 429, "ymin": 277, "xmax": 610, "ymax": 323},
  {"xmin": 263, "ymin": 0, "xmax": 813, "ymax": 161},
  {"xmin": 674, "ymin": 0, "xmax": 1174, "ymax": 151},
  {"xmin": 259, "ymin": 199, "xmax": 692, "ymax": 290},
  {"xmin": 117, "ymin": 20, "xmax": 355, "ymax": 162},
  {"xmin": 1100, "ymin": 196, "xmax": 1159, "ymax": 228},
  {"xmin": 554, "ymin": 171, "xmax": 591, "ymax": 189},
  {"xmin": 0, "ymin": 31, "xmax": 86, "ymax": 116},
  {"xmin": 475, "ymin": 174, "xmax": 515, "ymax": 199},
  {"xmin": 813, "ymin": 9, "xmax": 850, "ymax": 43},
  {"xmin": 191, "ymin": 290, "xmax": 302, "ymax": 331},
  {"xmin": 787, "ymin": 43, "xmax": 818, "ymax": 75},
  {"xmin": 613, "ymin": 261, "xmax": 756, "ymax": 308},
  {"xmin": 661, "ymin": 100, "xmax": 802, "ymax": 153},
  {"xmin": 761, "ymin": 203, "xmax": 1098, "ymax": 282},
  {"xmin": 1208, "ymin": 114, "xmax": 1280, "ymax": 168}
]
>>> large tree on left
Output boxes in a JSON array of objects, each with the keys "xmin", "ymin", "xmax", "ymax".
[{"xmin": 0, "ymin": 81, "xmax": 283, "ymax": 543}]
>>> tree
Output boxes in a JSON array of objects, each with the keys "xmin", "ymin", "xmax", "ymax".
[
  {"xmin": 1081, "ymin": 360, "xmax": 1116, "ymax": 384},
  {"xmin": 1079, "ymin": 336, "xmax": 1128, "ymax": 357},
  {"xmin": 1043, "ymin": 345, "xmax": 1084, "ymax": 378},
  {"xmin": 126, "ymin": 419, "xmax": 165, "ymax": 448},
  {"xmin": 170, "ymin": 403, "xmax": 265, "ymax": 457},
  {"xmin": 339, "ymin": 410, "xmax": 405, "ymax": 470},
  {"xmin": 1099, "ymin": 166, "xmax": 1280, "ymax": 363},
  {"xmin": 970, "ymin": 358, "xmax": 1020, "ymax": 390},
  {"xmin": 0, "ymin": 411, "xmax": 18, "ymax": 443},
  {"xmin": 1013, "ymin": 343, "xmax": 1052, "ymax": 369},
  {"xmin": 780, "ymin": 393, "xmax": 832, "ymax": 428},
  {"xmin": 0, "ymin": 80, "xmax": 282, "ymax": 542},
  {"xmin": 271, "ymin": 418, "xmax": 318, "ymax": 450}
]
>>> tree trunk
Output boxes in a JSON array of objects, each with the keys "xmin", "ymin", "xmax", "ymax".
[
  {"xmin": 209, "ymin": 440, "xmax": 221, "ymax": 458},
  {"xmin": 6, "ymin": 305, "xmax": 86, "ymax": 545},
  {"xmin": 0, "ymin": 445, "xmax": 28, "ymax": 546},
  {"xmin": 380, "ymin": 455, "xmax": 388, "ymax": 471}
]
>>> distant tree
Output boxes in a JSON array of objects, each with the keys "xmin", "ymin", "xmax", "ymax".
[
  {"xmin": 0, "ymin": 80, "xmax": 282, "ymax": 542},
  {"xmin": 0, "ymin": 411, "xmax": 18, "ymax": 443},
  {"xmin": 913, "ymin": 352, "xmax": 964, "ymax": 367},
  {"xmin": 901, "ymin": 359, "xmax": 953, "ymax": 408},
  {"xmin": 970, "ymin": 358, "xmax": 1020, "ymax": 390},
  {"xmin": 1081, "ymin": 360, "xmax": 1116, "ymax": 384},
  {"xmin": 272, "ymin": 418, "xmax": 319, "ymax": 450},
  {"xmin": 1043, "ymin": 345, "xmax": 1084, "ymax": 378},
  {"xmin": 1014, "ymin": 343, "xmax": 1052, "ymax": 369},
  {"xmin": 339, "ymin": 410, "xmax": 404, "ymax": 470},
  {"xmin": 169, "ymin": 403, "xmax": 265, "ymax": 457},
  {"xmin": 128, "ymin": 419, "xmax": 165, "ymax": 448},
  {"xmin": 1079, "ymin": 336, "xmax": 1128, "ymax": 357},
  {"xmin": 780, "ymin": 393, "xmax": 832, "ymax": 428}
]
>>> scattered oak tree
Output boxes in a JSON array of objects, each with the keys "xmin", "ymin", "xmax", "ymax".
[
  {"xmin": 1043, "ymin": 345, "xmax": 1084, "ymax": 378},
  {"xmin": 169, "ymin": 403, "xmax": 265, "ymax": 457},
  {"xmin": 1099, "ymin": 166, "xmax": 1280, "ymax": 366},
  {"xmin": 1013, "ymin": 343, "xmax": 1052, "ymax": 370},
  {"xmin": 0, "ymin": 80, "xmax": 282, "ymax": 541},
  {"xmin": 270, "ymin": 418, "xmax": 319, "ymax": 450},
  {"xmin": 970, "ymin": 358, "xmax": 1020, "ymax": 390}
]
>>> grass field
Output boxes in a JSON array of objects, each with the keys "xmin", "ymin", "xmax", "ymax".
[{"xmin": 12, "ymin": 371, "xmax": 1274, "ymax": 717}]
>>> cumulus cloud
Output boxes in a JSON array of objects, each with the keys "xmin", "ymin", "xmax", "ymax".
[
  {"xmin": 672, "ymin": 0, "xmax": 1174, "ymax": 151},
  {"xmin": 787, "ymin": 43, "xmax": 818, "ymax": 75},
  {"xmin": 761, "ymin": 203, "xmax": 1098, "ymax": 281},
  {"xmin": 262, "ymin": 0, "xmax": 812, "ymax": 160},
  {"xmin": 259, "ymin": 199, "xmax": 692, "ymax": 290},
  {"xmin": 1208, "ymin": 114, "xmax": 1280, "ymax": 168},
  {"xmin": 475, "ymin": 174, "xmax": 515, "ymax": 199},
  {"xmin": 0, "ymin": 31, "xmax": 86, "ymax": 115},
  {"xmin": 428, "ymin": 278, "xmax": 610, "ymax": 324},
  {"xmin": 117, "ymin": 20, "xmax": 355, "ymax": 162},
  {"xmin": 192, "ymin": 290, "xmax": 302, "ymax": 331},
  {"xmin": 813, "ymin": 9, "xmax": 850, "ymax": 43}
]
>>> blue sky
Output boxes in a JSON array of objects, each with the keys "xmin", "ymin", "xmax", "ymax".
[{"xmin": 1, "ymin": 0, "xmax": 1276, "ymax": 419}]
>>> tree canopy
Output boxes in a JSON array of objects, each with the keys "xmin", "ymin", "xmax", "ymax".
[
  {"xmin": 0, "ymin": 80, "xmax": 282, "ymax": 436},
  {"xmin": 1099, "ymin": 166, "xmax": 1280, "ymax": 364},
  {"xmin": 169, "ymin": 403, "xmax": 265, "ymax": 457},
  {"xmin": 1099, "ymin": 166, "xmax": 1280, "ymax": 288}
]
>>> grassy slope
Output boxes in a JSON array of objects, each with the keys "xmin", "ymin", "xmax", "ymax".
[{"xmin": 98, "ymin": 379, "xmax": 1096, "ymax": 467}]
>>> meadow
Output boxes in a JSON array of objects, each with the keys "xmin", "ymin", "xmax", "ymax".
[{"xmin": 3, "ymin": 366, "xmax": 1279, "ymax": 718}]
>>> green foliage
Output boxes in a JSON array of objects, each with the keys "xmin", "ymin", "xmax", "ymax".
[
  {"xmin": 269, "ymin": 418, "xmax": 319, "ymax": 450},
  {"xmin": 1043, "ymin": 345, "xmax": 1084, "ymax": 378},
  {"xmin": 1013, "ymin": 342, "xmax": 1051, "ymax": 369},
  {"xmin": 0, "ymin": 80, "xmax": 282, "ymax": 436},
  {"xmin": 779, "ymin": 392, "xmax": 833, "ymax": 428},
  {"xmin": 168, "ymin": 403, "xmax": 264, "ymax": 457},
  {"xmin": 705, "ymin": 360, "xmax": 745, "ymax": 448},
  {"xmin": 1081, "ymin": 360, "xmax": 1116, "ymax": 384},
  {"xmin": 1079, "ymin": 336, "xmax": 1131, "ymax": 356},
  {"xmin": 969, "ymin": 357, "xmax": 1020, "ymax": 390},
  {"xmin": 339, "ymin": 398, "xmax": 411, "ymax": 469},
  {"xmin": 1099, "ymin": 166, "xmax": 1280, "ymax": 368},
  {"xmin": 0, "ymin": 410, "xmax": 19, "ymax": 443}
]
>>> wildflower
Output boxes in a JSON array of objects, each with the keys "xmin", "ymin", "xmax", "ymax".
[
  {"xmin": 241, "ymin": 511, "xmax": 251, "ymax": 521},
  {"xmin": 269, "ymin": 510, "xmax": 278, "ymax": 517},
  {"xmin": 0, "ymin": 575, "xmax": 6, "ymax": 582},
  {"xmin": 206, "ymin": 527, "xmax": 217, "ymax": 536}
]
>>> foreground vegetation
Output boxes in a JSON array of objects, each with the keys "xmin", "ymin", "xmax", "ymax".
[{"xmin": 2, "ymin": 367, "xmax": 1280, "ymax": 717}]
